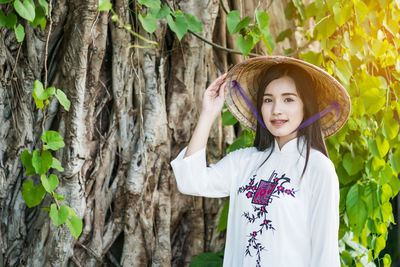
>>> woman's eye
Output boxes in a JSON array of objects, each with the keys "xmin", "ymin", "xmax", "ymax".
[
  {"xmin": 284, "ymin": 98, "xmax": 294, "ymax": 102},
  {"xmin": 264, "ymin": 98, "xmax": 272, "ymax": 103}
]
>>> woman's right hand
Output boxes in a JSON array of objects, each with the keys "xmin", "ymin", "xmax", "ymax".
[{"xmin": 201, "ymin": 73, "xmax": 227, "ymax": 120}]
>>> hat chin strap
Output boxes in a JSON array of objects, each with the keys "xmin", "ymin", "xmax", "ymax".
[
  {"xmin": 231, "ymin": 80, "xmax": 267, "ymax": 130},
  {"xmin": 231, "ymin": 80, "xmax": 340, "ymax": 134},
  {"xmin": 290, "ymin": 100, "xmax": 340, "ymax": 134}
]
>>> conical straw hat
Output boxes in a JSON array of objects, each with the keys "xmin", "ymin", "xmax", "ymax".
[{"xmin": 224, "ymin": 56, "xmax": 351, "ymax": 138}]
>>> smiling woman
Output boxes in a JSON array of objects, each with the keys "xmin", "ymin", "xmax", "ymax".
[
  {"xmin": 171, "ymin": 56, "xmax": 351, "ymax": 267},
  {"xmin": 261, "ymin": 75, "xmax": 304, "ymax": 149}
]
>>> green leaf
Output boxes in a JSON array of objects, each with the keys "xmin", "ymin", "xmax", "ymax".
[
  {"xmin": 381, "ymin": 202, "xmax": 393, "ymax": 223},
  {"xmin": 276, "ymin": 28, "xmax": 292, "ymax": 43},
  {"xmin": 55, "ymin": 89, "xmax": 70, "ymax": 111},
  {"xmin": 0, "ymin": 11, "xmax": 17, "ymax": 29},
  {"xmin": 14, "ymin": 24, "xmax": 25, "ymax": 42},
  {"xmin": 222, "ymin": 110, "xmax": 238, "ymax": 126},
  {"xmin": 217, "ymin": 200, "xmax": 229, "ymax": 232},
  {"xmin": 54, "ymin": 192, "xmax": 65, "ymax": 201},
  {"xmin": 362, "ymin": 182, "xmax": 379, "ymax": 215},
  {"xmin": 390, "ymin": 150, "xmax": 400, "ymax": 173},
  {"xmin": 22, "ymin": 180, "xmax": 46, "ymax": 208},
  {"xmin": 51, "ymin": 157, "xmax": 64, "ymax": 172},
  {"xmin": 340, "ymin": 250, "xmax": 353, "ymax": 266},
  {"xmin": 233, "ymin": 17, "xmax": 251, "ymax": 34},
  {"xmin": 226, "ymin": 10, "xmax": 240, "ymax": 34},
  {"xmin": 0, "ymin": 0, "xmax": 13, "ymax": 3},
  {"xmin": 97, "ymin": 0, "xmax": 112, "ymax": 11},
  {"xmin": 49, "ymin": 204, "xmax": 69, "ymax": 226},
  {"xmin": 382, "ymin": 254, "xmax": 392, "ymax": 266},
  {"xmin": 314, "ymin": 16, "xmax": 336, "ymax": 40},
  {"xmin": 376, "ymin": 135, "xmax": 389, "ymax": 158},
  {"xmin": 190, "ymin": 252, "xmax": 223, "ymax": 267},
  {"xmin": 21, "ymin": 150, "xmax": 36, "ymax": 176},
  {"xmin": 66, "ymin": 214, "xmax": 83, "ymax": 239},
  {"xmin": 155, "ymin": 6, "xmax": 170, "ymax": 19},
  {"xmin": 374, "ymin": 235, "xmax": 386, "ymax": 259},
  {"xmin": 14, "ymin": 0, "xmax": 35, "ymax": 22},
  {"xmin": 138, "ymin": 12, "xmax": 157, "ymax": 34},
  {"xmin": 299, "ymin": 50, "xmax": 322, "ymax": 66},
  {"xmin": 138, "ymin": 0, "xmax": 161, "ymax": 9},
  {"xmin": 346, "ymin": 184, "xmax": 368, "ymax": 235},
  {"xmin": 284, "ymin": 1, "xmax": 295, "ymax": 20},
  {"xmin": 186, "ymin": 13, "xmax": 202, "ymax": 33},
  {"xmin": 383, "ymin": 110, "xmax": 399, "ymax": 140},
  {"xmin": 342, "ymin": 153, "xmax": 364, "ymax": 176},
  {"xmin": 292, "ymin": 0, "xmax": 306, "ymax": 20},
  {"xmin": 261, "ymin": 28, "xmax": 274, "ymax": 54},
  {"xmin": 361, "ymin": 87, "xmax": 385, "ymax": 114},
  {"xmin": 30, "ymin": 5, "xmax": 46, "ymax": 28},
  {"xmin": 380, "ymin": 184, "xmax": 392, "ymax": 204},
  {"xmin": 32, "ymin": 80, "xmax": 45, "ymax": 108},
  {"xmin": 32, "ymin": 149, "xmax": 53, "ymax": 174},
  {"xmin": 236, "ymin": 34, "xmax": 253, "ymax": 56},
  {"xmin": 335, "ymin": 60, "xmax": 352, "ymax": 88},
  {"xmin": 166, "ymin": 14, "xmax": 187, "ymax": 41},
  {"xmin": 41, "ymin": 130, "xmax": 65, "ymax": 151},
  {"xmin": 40, "ymin": 174, "xmax": 58, "ymax": 193},
  {"xmin": 332, "ymin": 2, "xmax": 352, "ymax": 26},
  {"xmin": 255, "ymin": 9, "xmax": 269, "ymax": 29},
  {"xmin": 38, "ymin": 0, "xmax": 49, "ymax": 16}
]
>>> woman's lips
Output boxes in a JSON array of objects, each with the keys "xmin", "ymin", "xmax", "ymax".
[{"xmin": 271, "ymin": 120, "xmax": 288, "ymax": 126}]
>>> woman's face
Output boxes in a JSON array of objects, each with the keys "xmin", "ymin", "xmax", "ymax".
[{"xmin": 261, "ymin": 76, "xmax": 304, "ymax": 149}]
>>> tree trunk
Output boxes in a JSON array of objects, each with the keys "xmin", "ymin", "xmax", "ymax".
[{"xmin": 0, "ymin": 0, "xmax": 292, "ymax": 266}]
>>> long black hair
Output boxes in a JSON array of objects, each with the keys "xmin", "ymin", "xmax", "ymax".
[{"xmin": 253, "ymin": 63, "xmax": 328, "ymax": 178}]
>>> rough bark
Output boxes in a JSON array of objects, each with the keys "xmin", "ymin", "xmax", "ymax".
[{"xmin": 0, "ymin": 0, "xmax": 294, "ymax": 266}]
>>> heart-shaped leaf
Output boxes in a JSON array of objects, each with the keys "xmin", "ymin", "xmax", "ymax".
[
  {"xmin": 32, "ymin": 150, "xmax": 53, "ymax": 174},
  {"xmin": 41, "ymin": 131, "xmax": 65, "ymax": 151},
  {"xmin": 21, "ymin": 150, "xmax": 36, "ymax": 175},
  {"xmin": 22, "ymin": 180, "xmax": 46, "ymax": 208},
  {"xmin": 236, "ymin": 34, "xmax": 253, "ymax": 56},
  {"xmin": 342, "ymin": 152, "xmax": 364, "ymax": 176},
  {"xmin": 14, "ymin": 0, "xmax": 35, "ymax": 22},
  {"xmin": 14, "ymin": 24, "xmax": 25, "ymax": 42},
  {"xmin": 97, "ymin": 0, "xmax": 112, "ymax": 11},
  {"xmin": 40, "ymin": 174, "xmax": 59, "ymax": 193},
  {"xmin": 166, "ymin": 14, "xmax": 188, "ymax": 41},
  {"xmin": 49, "ymin": 204, "xmax": 69, "ymax": 226},
  {"xmin": 66, "ymin": 214, "xmax": 83, "ymax": 239},
  {"xmin": 55, "ymin": 89, "xmax": 70, "ymax": 111},
  {"xmin": 51, "ymin": 157, "xmax": 64, "ymax": 172}
]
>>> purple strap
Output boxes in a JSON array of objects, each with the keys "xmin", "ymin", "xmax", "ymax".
[
  {"xmin": 231, "ymin": 80, "xmax": 267, "ymax": 130},
  {"xmin": 291, "ymin": 100, "xmax": 340, "ymax": 133},
  {"xmin": 230, "ymin": 80, "xmax": 340, "ymax": 133}
]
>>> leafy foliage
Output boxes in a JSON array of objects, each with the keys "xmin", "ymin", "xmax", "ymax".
[
  {"xmin": 19, "ymin": 80, "xmax": 82, "ymax": 239},
  {"xmin": 226, "ymin": 9, "xmax": 274, "ymax": 55},
  {"xmin": 287, "ymin": 0, "xmax": 400, "ymax": 265}
]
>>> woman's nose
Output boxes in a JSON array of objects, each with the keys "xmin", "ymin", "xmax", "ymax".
[{"xmin": 272, "ymin": 101, "xmax": 282, "ymax": 115}]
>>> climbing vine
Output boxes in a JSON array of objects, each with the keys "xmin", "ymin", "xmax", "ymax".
[{"xmin": 0, "ymin": 0, "xmax": 83, "ymax": 238}]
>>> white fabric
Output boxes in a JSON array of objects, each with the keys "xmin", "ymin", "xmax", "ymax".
[{"xmin": 171, "ymin": 137, "xmax": 340, "ymax": 267}]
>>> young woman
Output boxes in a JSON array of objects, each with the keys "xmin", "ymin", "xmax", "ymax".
[{"xmin": 171, "ymin": 56, "xmax": 351, "ymax": 267}]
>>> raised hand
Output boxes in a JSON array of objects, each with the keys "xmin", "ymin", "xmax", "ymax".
[{"xmin": 201, "ymin": 73, "xmax": 227, "ymax": 120}]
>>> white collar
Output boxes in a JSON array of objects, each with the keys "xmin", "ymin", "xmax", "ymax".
[{"xmin": 273, "ymin": 136, "xmax": 306, "ymax": 154}]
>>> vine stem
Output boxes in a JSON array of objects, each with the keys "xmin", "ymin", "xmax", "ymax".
[
  {"xmin": 188, "ymin": 30, "xmax": 262, "ymax": 57},
  {"xmin": 44, "ymin": 0, "xmax": 53, "ymax": 90},
  {"xmin": 41, "ymin": 1, "xmax": 53, "ymax": 139}
]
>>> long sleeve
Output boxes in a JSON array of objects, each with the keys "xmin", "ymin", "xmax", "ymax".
[
  {"xmin": 171, "ymin": 146, "xmax": 241, "ymax": 197},
  {"xmin": 308, "ymin": 156, "xmax": 340, "ymax": 267}
]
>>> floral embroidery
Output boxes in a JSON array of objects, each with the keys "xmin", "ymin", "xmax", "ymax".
[{"xmin": 237, "ymin": 170, "xmax": 296, "ymax": 266}]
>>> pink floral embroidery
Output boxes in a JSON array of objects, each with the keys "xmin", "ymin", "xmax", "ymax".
[{"xmin": 237, "ymin": 171, "xmax": 296, "ymax": 267}]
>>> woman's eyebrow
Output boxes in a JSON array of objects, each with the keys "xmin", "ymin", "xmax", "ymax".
[{"xmin": 263, "ymin": 92, "xmax": 298, "ymax": 96}]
